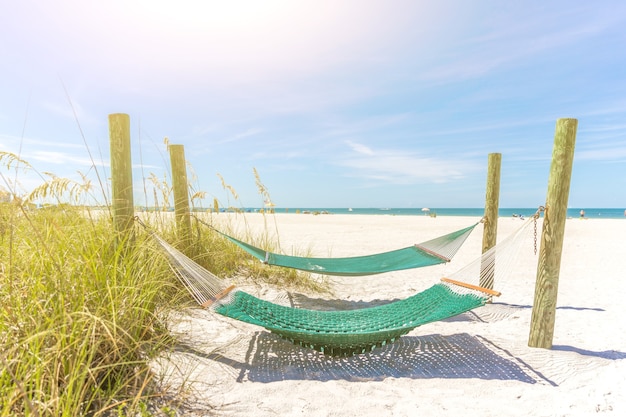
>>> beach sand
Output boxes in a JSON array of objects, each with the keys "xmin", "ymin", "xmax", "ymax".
[{"xmin": 151, "ymin": 213, "xmax": 626, "ymax": 416}]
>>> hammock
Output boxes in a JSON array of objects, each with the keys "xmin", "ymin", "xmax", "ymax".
[
  {"xmin": 212, "ymin": 282, "xmax": 490, "ymax": 356},
  {"xmin": 139, "ymin": 215, "xmax": 536, "ymax": 356},
  {"xmin": 195, "ymin": 217, "xmax": 479, "ymax": 276}
]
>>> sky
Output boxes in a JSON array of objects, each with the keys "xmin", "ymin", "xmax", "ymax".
[{"xmin": 1, "ymin": 0, "xmax": 625, "ymax": 209}]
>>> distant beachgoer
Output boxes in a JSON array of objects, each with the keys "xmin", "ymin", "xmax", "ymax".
[{"xmin": 580, "ymin": 209, "xmax": 585, "ymax": 218}]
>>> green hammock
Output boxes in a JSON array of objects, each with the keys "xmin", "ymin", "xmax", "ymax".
[
  {"xmin": 137, "ymin": 215, "xmax": 534, "ymax": 356},
  {"xmin": 214, "ymin": 283, "xmax": 488, "ymax": 356},
  {"xmin": 137, "ymin": 209, "xmax": 543, "ymax": 356},
  {"xmin": 206, "ymin": 221, "xmax": 479, "ymax": 276},
  {"xmin": 143, "ymin": 228, "xmax": 495, "ymax": 356}
]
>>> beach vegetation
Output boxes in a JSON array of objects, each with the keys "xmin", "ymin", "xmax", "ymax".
[
  {"xmin": 0, "ymin": 151, "xmax": 322, "ymax": 416},
  {"xmin": 0, "ymin": 198, "xmax": 182, "ymax": 416}
]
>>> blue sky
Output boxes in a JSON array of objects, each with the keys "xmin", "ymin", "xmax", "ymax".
[{"xmin": 1, "ymin": 0, "xmax": 625, "ymax": 209}]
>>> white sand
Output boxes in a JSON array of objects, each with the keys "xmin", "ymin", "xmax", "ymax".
[{"xmin": 152, "ymin": 213, "xmax": 626, "ymax": 416}]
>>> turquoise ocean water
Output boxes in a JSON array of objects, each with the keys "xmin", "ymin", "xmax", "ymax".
[{"xmin": 264, "ymin": 207, "xmax": 626, "ymax": 219}]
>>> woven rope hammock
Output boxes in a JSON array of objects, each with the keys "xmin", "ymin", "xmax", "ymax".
[
  {"xmin": 139, "ymin": 214, "xmax": 537, "ymax": 356},
  {"xmin": 194, "ymin": 216, "xmax": 479, "ymax": 276}
]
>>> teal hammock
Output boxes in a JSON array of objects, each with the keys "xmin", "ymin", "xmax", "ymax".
[
  {"xmin": 201, "ymin": 220, "xmax": 479, "ymax": 276},
  {"xmin": 138, "ymin": 212, "xmax": 540, "ymax": 356},
  {"xmin": 214, "ymin": 284, "xmax": 488, "ymax": 356},
  {"xmin": 145, "ymin": 227, "xmax": 499, "ymax": 357}
]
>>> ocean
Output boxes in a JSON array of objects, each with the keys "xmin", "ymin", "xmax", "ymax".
[{"xmin": 264, "ymin": 207, "xmax": 626, "ymax": 219}]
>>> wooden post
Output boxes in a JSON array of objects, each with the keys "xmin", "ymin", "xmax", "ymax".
[
  {"xmin": 168, "ymin": 144, "xmax": 192, "ymax": 250},
  {"xmin": 109, "ymin": 113, "xmax": 134, "ymax": 236},
  {"xmin": 529, "ymin": 118, "xmax": 577, "ymax": 348},
  {"xmin": 480, "ymin": 153, "xmax": 501, "ymax": 289}
]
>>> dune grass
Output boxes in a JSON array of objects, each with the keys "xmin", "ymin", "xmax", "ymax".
[
  {"xmin": 0, "ymin": 203, "xmax": 182, "ymax": 416},
  {"xmin": 0, "ymin": 153, "xmax": 323, "ymax": 416}
]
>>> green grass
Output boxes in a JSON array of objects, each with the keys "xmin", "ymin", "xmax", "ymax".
[
  {"xmin": 0, "ymin": 203, "xmax": 182, "ymax": 416},
  {"xmin": 0, "ymin": 172, "xmax": 324, "ymax": 416}
]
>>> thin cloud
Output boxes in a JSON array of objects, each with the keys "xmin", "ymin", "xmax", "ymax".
[
  {"xmin": 339, "ymin": 142, "xmax": 479, "ymax": 185},
  {"xmin": 1, "ymin": 1, "xmax": 455, "ymax": 96},
  {"xmin": 223, "ymin": 128, "xmax": 264, "ymax": 143},
  {"xmin": 1, "ymin": 134, "xmax": 84, "ymax": 150},
  {"xmin": 29, "ymin": 150, "xmax": 100, "ymax": 167},
  {"xmin": 324, "ymin": 113, "xmax": 412, "ymax": 139},
  {"xmin": 246, "ymin": 150, "xmax": 306, "ymax": 162},
  {"xmin": 346, "ymin": 141, "xmax": 375, "ymax": 156},
  {"xmin": 576, "ymin": 145, "xmax": 626, "ymax": 162},
  {"xmin": 419, "ymin": 6, "xmax": 625, "ymax": 85},
  {"xmin": 41, "ymin": 92, "xmax": 100, "ymax": 127}
]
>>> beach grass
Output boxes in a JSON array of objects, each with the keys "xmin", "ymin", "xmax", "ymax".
[
  {"xmin": 0, "ymin": 154, "xmax": 321, "ymax": 415},
  {"xmin": 0, "ymin": 202, "xmax": 183, "ymax": 416}
]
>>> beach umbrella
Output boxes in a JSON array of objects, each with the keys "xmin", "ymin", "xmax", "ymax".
[{"xmin": 421, "ymin": 207, "xmax": 430, "ymax": 212}]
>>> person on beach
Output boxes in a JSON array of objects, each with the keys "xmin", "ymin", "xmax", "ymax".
[{"xmin": 580, "ymin": 209, "xmax": 585, "ymax": 218}]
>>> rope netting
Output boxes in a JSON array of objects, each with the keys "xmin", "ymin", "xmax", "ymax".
[
  {"xmin": 444, "ymin": 212, "xmax": 540, "ymax": 295},
  {"xmin": 140, "ymin": 208, "xmax": 541, "ymax": 356},
  {"xmin": 193, "ymin": 215, "xmax": 479, "ymax": 276},
  {"xmin": 214, "ymin": 283, "xmax": 487, "ymax": 356},
  {"xmin": 149, "ymin": 232, "xmax": 232, "ymax": 306}
]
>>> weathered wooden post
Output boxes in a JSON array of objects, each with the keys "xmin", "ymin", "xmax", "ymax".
[
  {"xmin": 168, "ymin": 144, "xmax": 192, "ymax": 250},
  {"xmin": 480, "ymin": 153, "xmax": 501, "ymax": 290},
  {"xmin": 529, "ymin": 118, "xmax": 577, "ymax": 348},
  {"xmin": 109, "ymin": 113, "xmax": 134, "ymax": 236}
]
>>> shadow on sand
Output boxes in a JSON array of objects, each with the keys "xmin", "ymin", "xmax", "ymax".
[
  {"xmin": 170, "ymin": 295, "xmax": 622, "ymax": 387},
  {"xmin": 551, "ymin": 345, "xmax": 626, "ymax": 360},
  {"xmin": 177, "ymin": 332, "xmax": 557, "ymax": 386}
]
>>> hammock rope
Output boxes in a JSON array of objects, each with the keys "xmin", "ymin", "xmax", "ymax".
[
  {"xmin": 192, "ymin": 215, "xmax": 480, "ymax": 276},
  {"xmin": 214, "ymin": 282, "xmax": 487, "ymax": 356},
  {"xmin": 137, "ymin": 211, "xmax": 539, "ymax": 356}
]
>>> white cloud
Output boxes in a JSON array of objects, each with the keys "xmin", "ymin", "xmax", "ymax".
[
  {"xmin": 2, "ymin": 1, "xmax": 456, "ymax": 92},
  {"xmin": 30, "ymin": 150, "xmax": 100, "ymax": 167},
  {"xmin": 576, "ymin": 146, "xmax": 626, "ymax": 162},
  {"xmin": 220, "ymin": 128, "xmax": 264, "ymax": 144},
  {"xmin": 339, "ymin": 142, "xmax": 479, "ymax": 185},
  {"xmin": 346, "ymin": 141, "xmax": 375, "ymax": 156},
  {"xmin": 418, "ymin": 5, "xmax": 626, "ymax": 86},
  {"xmin": 41, "ymin": 96, "xmax": 97, "ymax": 127}
]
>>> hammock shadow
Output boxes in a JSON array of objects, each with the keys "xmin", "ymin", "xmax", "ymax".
[{"xmin": 202, "ymin": 332, "xmax": 555, "ymax": 385}]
